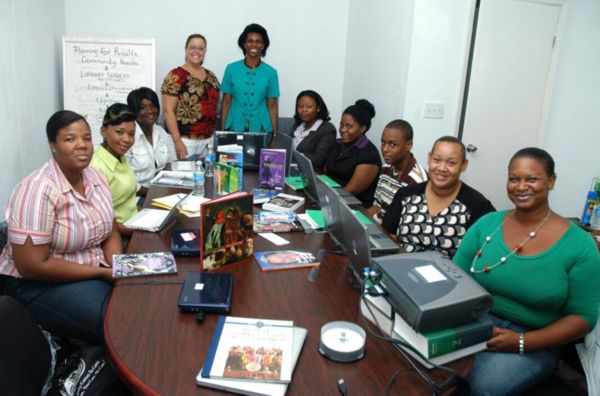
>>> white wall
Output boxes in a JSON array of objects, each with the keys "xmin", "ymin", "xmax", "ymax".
[
  {"xmin": 342, "ymin": 0, "xmax": 415, "ymax": 150},
  {"xmin": 0, "ymin": 0, "xmax": 65, "ymax": 221},
  {"xmin": 64, "ymin": 0, "xmax": 350, "ymax": 124},
  {"xmin": 544, "ymin": 0, "xmax": 600, "ymax": 217},
  {"xmin": 403, "ymin": 1, "xmax": 475, "ymax": 165}
]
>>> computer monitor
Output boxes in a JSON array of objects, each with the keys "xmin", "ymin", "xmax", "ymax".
[
  {"xmin": 213, "ymin": 131, "xmax": 270, "ymax": 170},
  {"xmin": 272, "ymin": 132, "xmax": 294, "ymax": 176}
]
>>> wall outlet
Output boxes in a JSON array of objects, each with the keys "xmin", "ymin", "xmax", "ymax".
[{"xmin": 422, "ymin": 102, "xmax": 445, "ymax": 119}]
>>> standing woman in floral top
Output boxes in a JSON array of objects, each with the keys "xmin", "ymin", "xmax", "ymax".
[{"xmin": 161, "ymin": 33, "xmax": 220, "ymax": 160}]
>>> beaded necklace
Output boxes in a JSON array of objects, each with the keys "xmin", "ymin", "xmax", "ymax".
[{"xmin": 469, "ymin": 210, "xmax": 551, "ymax": 274}]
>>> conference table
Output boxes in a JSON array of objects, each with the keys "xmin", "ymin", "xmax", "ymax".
[{"xmin": 104, "ymin": 173, "xmax": 471, "ymax": 395}]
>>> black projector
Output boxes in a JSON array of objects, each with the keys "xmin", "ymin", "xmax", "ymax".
[{"xmin": 372, "ymin": 251, "xmax": 492, "ymax": 333}]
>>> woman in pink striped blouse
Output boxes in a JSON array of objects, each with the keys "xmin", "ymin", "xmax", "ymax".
[{"xmin": 0, "ymin": 110, "xmax": 122, "ymax": 345}]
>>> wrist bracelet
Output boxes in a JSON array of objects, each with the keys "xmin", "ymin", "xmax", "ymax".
[{"xmin": 518, "ymin": 333, "xmax": 525, "ymax": 355}]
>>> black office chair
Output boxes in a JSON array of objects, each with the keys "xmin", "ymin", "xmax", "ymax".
[{"xmin": 0, "ymin": 295, "xmax": 52, "ymax": 396}]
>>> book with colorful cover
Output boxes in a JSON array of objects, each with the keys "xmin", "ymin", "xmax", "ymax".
[
  {"xmin": 201, "ymin": 316, "xmax": 294, "ymax": 383},
  {"xmin": 112, "ymin": 251, "xmax": 177, "ymax": 278},
  {"xmin": 262, "ymin": 193, "xmax": 304, "ymax": 213},
  {"xmin": 254, "ymin": 250, "xmax": 320, "ymax": 271},
  {"xmin": 200, "ymin": 191, "xmax": 254, "ymax": 271},
  {"xmin": 215, "ymin": 162, "xmax": 241, "ymax": 195},
  {"xmin": 259, "ymin": 149, "xmax": 286, "ymax": 190},
  {"xmin": 217, "ymin": 145, "xmax": 244, "ymax": 192},
  {"xmin": 252, "ymin": 188, "xmax": 280, "ymax": 204},
  {"xmin": 196, "ymin": 327, "xmax": 307, "ymax": 396}
]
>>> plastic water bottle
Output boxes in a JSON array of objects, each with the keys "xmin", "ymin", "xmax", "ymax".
[
  {"xmin": 205, "ymin": 144, "xmax": 215, "ymax": 178},
  {"xmin": 590, "ymin": 200, "xmax": 600, "ymax": 230},
  {"xmin": 192, "ymin": 161, "xmax": 205, "ymax": 197}
]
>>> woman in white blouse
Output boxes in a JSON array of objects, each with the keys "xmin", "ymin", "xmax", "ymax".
[{"xmin": 126, "ymin": 87, "xmax": 173, "ymax": 196}]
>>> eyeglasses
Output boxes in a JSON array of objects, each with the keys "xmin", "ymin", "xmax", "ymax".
[{"xmin": 187, "ymin": 46, "xmax": 206, "ymax": 53}]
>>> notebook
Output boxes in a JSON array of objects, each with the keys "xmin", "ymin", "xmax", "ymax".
[
  {"xmin": 196, "ymin": 327, "xmax": 307, "ymax": 396},
  {"xmin": 123, "ymin": 193, "xmax": 191, "ymax": 232},
  {"xmin": 178, "ymin": 271, "xmax": 233, "ymax": 313},
  {"xmin": 293, "ymin": 149, "xmax": 361, "ymax": 207},
  {"xmin": 214, "ymin": 131, "xmax": 270, "ymax": 170}
]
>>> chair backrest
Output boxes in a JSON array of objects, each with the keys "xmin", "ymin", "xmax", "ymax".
[{"xmin": 0, "ymin": 295, "xmax": 52, "ymax": 395}]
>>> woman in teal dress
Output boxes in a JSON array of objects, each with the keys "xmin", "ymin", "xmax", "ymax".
[
  {"xmin": 220, "ymin": 23, "xmax": 279, "ymax": 134},
  {"xmin": 453, "ymin": 147, "xmax": 600, "ymax": 395}
]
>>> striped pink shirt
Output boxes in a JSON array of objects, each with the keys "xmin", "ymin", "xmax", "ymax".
[{"xmin": 0, "ymin": 158, "xmax": 114, "ymax": 277}]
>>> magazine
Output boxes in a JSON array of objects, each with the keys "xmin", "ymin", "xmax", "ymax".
[
  {"xmin": 201, "ymin": 316, "xmax": 294, "ymax": 383},
  {"xmin": 112, "ymin": 251, "xmax": 177, "ymax": 278},
  {"xmin": 201, "ymin": 191, "xmax": 254, "ymax": 271},
  {"xmin": 254, "ymin": 250, "xmax": 320, "ymax": 271},
  {"xmin": 258, "ymin": 149, "xmax": 286, "ymax": 190}
]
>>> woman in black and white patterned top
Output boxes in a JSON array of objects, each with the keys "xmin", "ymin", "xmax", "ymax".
[{"xmin": 382, "ymin": 136, "xmax": 495, "ymax": 257}]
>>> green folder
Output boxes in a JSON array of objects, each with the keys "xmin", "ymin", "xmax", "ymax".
[
  {"xmin": 284, "ymin": 176, "xmax": 307, "ymax": 190},
  {"xmin": 354, "ymin": 210, "xmax": 373, "ymax": 225},
  {"xmin": 317, "ymin": 174, "xmax": 341, "ymax": 188},
  {"xmin": 306, "ymin": 209, "xmax": 325, "ymax": 229}
]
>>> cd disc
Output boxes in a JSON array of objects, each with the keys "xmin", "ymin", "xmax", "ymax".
[{"xmin": 318, "ymin": 321, "xmax": 366, "ymax": 362}]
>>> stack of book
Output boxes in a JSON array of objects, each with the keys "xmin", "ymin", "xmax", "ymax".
[
  {"xmin": 197, "ymin": 316, "xmax": 307, "ymax": 396},
  {"xmin": 361, "ymin": 294, "xmax": 492, "ymax": 367}
]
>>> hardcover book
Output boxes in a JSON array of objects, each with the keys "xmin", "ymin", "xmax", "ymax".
[
  {"xmin": 112, "ymin": 252, "xmax": 177, "ymax": 278},
  {"xmin": 259, "ymin": 149, "xmax": 286, "ymax": 190},
  {"xmin": 215, "ymin": 162, "xmax": 241, "ymax": 195},
  {"xmin": 254, "ymin": 250, "xmax": 320, "ymax": 271},
  {"xmin": 200, "ymin": 191, "xmax": 254, "ymax": 271},
  {"xmin": 216, "ymin": 144, "xmax": 244, "ymax": 192},
  {"xmin": 262, "ymin": 193, "xmax": 305, "ymax": 213},
  {"xmin": 197, "ymin": 327, "xmax": 307, "ymax": 396},
  {"xmin": 202, "ymin": 316, "xmax": 294, "ymax": 383}
]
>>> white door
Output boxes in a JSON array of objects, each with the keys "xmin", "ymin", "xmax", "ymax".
[{"xmin": 460, "ymin": 0, "xmax": 561, "ymax": 210}]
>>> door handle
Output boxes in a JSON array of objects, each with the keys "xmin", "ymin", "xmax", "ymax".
[{"xmin": 466, "ymin": 144, "xmax": 478, "ymax": 153}]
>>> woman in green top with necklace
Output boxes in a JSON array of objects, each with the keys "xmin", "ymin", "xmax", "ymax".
[{"xmin": 453, "ymin": 147, "xmax": 600, "ymax": 395}]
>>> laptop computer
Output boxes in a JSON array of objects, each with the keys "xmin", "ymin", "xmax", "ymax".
[
  {"xmin": 332, "ymin": 187, "xmax": 400, "ymax": 256},
  {"xmin": 293, "ymin": 149, "xmax": 362, "ymax": 207},
  {"xmin": 178, "ymin": 271, "xmax": 233, "ymax": 313},
  {"xmin": 315, "ymin": 177, "xmax": 346, "ymax": 251},
  {"xmin": 123, "ymin": 192, "xmax": 190, "ymax": 232},
  {"xmin": 272, "ymin": 132, "xmax": 294, "ymax": 176},
  {"xmin": 213, "ymin": 131, "xmax": 270, "ymax": 170}
]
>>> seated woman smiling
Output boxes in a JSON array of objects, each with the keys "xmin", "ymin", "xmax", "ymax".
[
  {"xmin": 324, "ymin": 99, "xmax": 382, "ymax": 208},
  {"xmin": 453, "ymin": 148, "xmax": 600, "ymax": 395},
  {"xmin": 382, "ymin": 136, "xmax": 494, "ymax": 257},
  {"xmin": 0, "ymin": 110, "xmax": 121, "ymax": 345},
  {"xmin": 91, "ymin": 103, "xmax": 138, "ymax": 236}
]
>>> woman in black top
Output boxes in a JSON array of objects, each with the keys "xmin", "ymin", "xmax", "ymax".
[
  {"xmin": 324, "ymin": 99, "xmax": 382, "ymax": 208},
  {"xmin": 382, "ymin": 136, "xmax": 495, "ymax": 257},
  {"xmin": 288, "ymin": 90, "xmax": 336, "ymax": 169}
]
